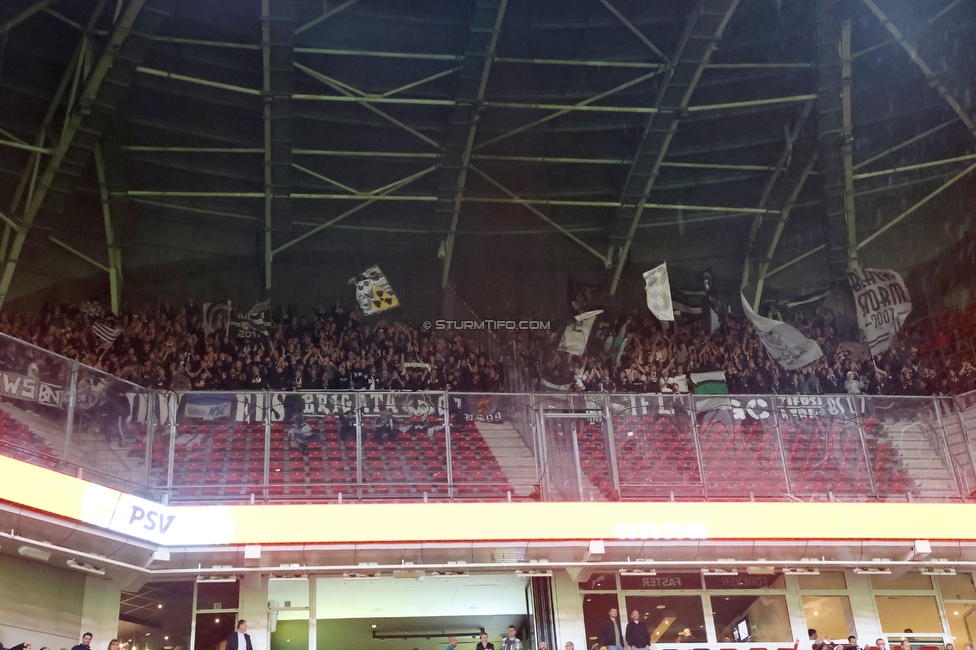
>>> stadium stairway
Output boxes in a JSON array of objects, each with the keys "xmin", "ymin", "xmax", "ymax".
[
  {"xmin": 476, "ymin": 421, "xmax": 541, "ymax": 498},
  {"xmin": 868, "ymin": 414, "xmax": 961, "ymax": 499}
]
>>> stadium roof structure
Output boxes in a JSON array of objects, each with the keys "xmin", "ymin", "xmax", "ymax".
[{"xmin": 0, "ymin": 0, "xmax": 974, "ymax": 313}]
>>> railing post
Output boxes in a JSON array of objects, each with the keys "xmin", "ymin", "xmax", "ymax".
[
  {"xmin": 263, "ymin": 391, "xmax": 271, "ymax": 501},
  {"xmin": 853, "ymin": 396, "xmax": 879, "ymax": 500},
  {"xmin": 166, "ymin": 392, "xmax": 177, "ymax": 495},
  {"xmin": 62, "ymin": 359, "xmax": 79, "ymax": 462},
  {"xmin": 570, "ymin": 417, "xmax": 585, "ymax": 502},
  {"xmin": 603, "ymin": 393, "xmax": 621, "ymax": 499},
  {"xmin": 443, "ymin": 391, "xmax": 454, "ymax": 500},
  {"xmin": 144, "ymin": 390, "xmax": 155, "ymax": 492},
  {"xmin": 686, "ymin": 394, "xmax": 709, "ymax": 500},
  {"xmin": 932, "ymin": 398, "xmax": 964, "ymax": 498},
  {"xmin": 955, "ymin": 396, "xmax": 976, "ymax": 498},
  {"xmin": 770, "ymin": 395, "xmax": 794, "ymax": 498},
  {"xmin": 354, "ymin": 392, "xmax": 363, "ymax": 499},
  {"xmin": 536, "ymin": 395, "xmax": 551, "ymax": 501}
]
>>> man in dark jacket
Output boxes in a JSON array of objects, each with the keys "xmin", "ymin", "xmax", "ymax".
[
  {"xmin": 598, "ymin": 608, "xmax": 625, "ymax": 650},
  {"xmin": 226, "ymin": 620, "xmax": 253, "ymax": 650},
  {"xmin": 625, "ymin": 609, "xmax": 650, "ymax": 650}
]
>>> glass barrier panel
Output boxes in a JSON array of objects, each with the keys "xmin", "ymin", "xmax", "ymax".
[
  {"xmin": 692, "ymin": 395, "xmax": 788, "ymax": 499},
  {"xmin": 359, "ymin": 391, "xmax": 448, "ymax": 501},
  {"xmin": 450, "ymin": 393, "xmax": 537, "ymax": 501},
  {"xmin": 611, "ymin": 394, "xmax": 704, "ymax": 501},
  {"xmin": 774, "ymin": 395, "xmax": 872, "ymax": 500},
  {"xmin": 282, "ymin": 391, "xmax": 359, "ymax": 502},
  {"xmin": 538, "ymin": 393, "xmax": 605, "ymax": 501},
  {"xmin": 70, "ymin": 364, "xmax": 151, "ymax": 495},
  {"xmin": 866, "ymin": 397, "xmax": 960, "ymax": 500},
  {"xmin": 167, "ymin": 392, "xmax": 245, "ymax": 502},
  {"xmin": 0, "ymin": 334, "xmax": 70, "ymax": 476}
]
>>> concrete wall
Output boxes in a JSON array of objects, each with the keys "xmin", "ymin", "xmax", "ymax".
[{"xmin": 0, "ymin": 554, "xmax": 120, "ymax": 650}]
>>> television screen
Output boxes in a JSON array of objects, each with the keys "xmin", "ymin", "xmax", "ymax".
[{"xmin": 735, "ymin": 618, "xmax": 750, "ymax": 641}]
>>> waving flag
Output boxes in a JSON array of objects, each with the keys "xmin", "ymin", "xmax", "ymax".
[
  {"xmin": 558, "ymin": 310, "xmax": 603, "ymax": 356},
  {"xmin": 643, "ymin": 263, "xmax": 674, "ymax": 321},
  {"xmin": 741, "ymin": 294, "xmax": 822, "ymax": 370},
  {"xmin": 349, "ymin": 266, "xmax": 400, "ymax": 315},
  {"xmin": 91, "ymin": 321, "xmax": 122, "ymax": 344}
]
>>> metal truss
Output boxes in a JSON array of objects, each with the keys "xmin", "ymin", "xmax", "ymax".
[
  {"xmin": 0, "ymin": 0, "xmax": 172, "ymax": 311},
  {"xmin": 608, "ymin": 0, "xmax": 743, "ymax": 295},
  {"xmin": 437, "ymin": 0, "xmax": 509, "ymax": 288}
]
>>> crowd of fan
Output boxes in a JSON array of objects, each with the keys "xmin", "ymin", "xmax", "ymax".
[
  {"xmin": 2, "ymin": 298, "xmax": 976, "ymax": 398},
  {"xmin": 506, "ymin": 308, "xmax": 976, "ymax": 397},
  {"xmin": 0, "ymin": 300, "xmax": 504, "ymax": 392}
]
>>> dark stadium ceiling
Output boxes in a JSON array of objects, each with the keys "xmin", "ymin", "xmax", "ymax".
[{"xmin": 0, "ymin": 0, "xmax": 974, "ymax": 308}]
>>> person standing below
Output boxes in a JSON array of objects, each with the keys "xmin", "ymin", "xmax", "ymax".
[
  {"xmin": 564, "ymin": 643, "xmax": 575, "ymax": 650},
  {"xmin": 71, "ymin": 634, "xmax": 92, "ymax": 650},
  {"xmin": 502, "ymin": 626, "xmax": 524, "ymax": 650},
  {"xmin": 226, "ymin": 620, "xmax": 253, "ymax": 650},
  {"xmin": 445, "ymin": 637, "xmax": 459, "ymax": 650},
  {"xmin": 875, "ymin": 640, "xmax": 887, "ymax": 650},
  {"xmin": 626, "ymin": 610, "xmax": 650, "ymax": 650},
  {"xmin": 106, "ymin": 641, "xmax": 120, "ymax": 650},
  {"xmin": 476, "ymin": 633, "xmax": 495, "ymax": 650},
  {"xmin": 598, "ymin": 608, "xmax": 626, "ymax": 650}
]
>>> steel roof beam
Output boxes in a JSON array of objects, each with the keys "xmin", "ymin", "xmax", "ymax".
[
  {"xmin": 0, "ymin": 0, "xmax": 171, "ymax": 310},
  {"xmin": 0, "ymin": 0, "xmax": 59, "ymax": 36},
  {"xmin": 598, "ymin": 0, "xmax": 669, "ymax": 63},
  {"xmin": 740, "ymin": 100, "xmax": 814, "ymax": 292},
  {"xmin": 609, "ymin": 0, "xmax": 743, "ymax": 295},
  {"xmin": 751, "ymin": 154, "xmax": 819, "ymax": 309},
  {"xmin": 860, "ymin": 0, "xmax": 976, "ymax": 143},
  {"xmin": 437, "ymin": 0, "xmax": 509, "ymax": 288},
  {"xmin": 294, "ymin": 63, "xmax": 441, "ymax": 149},
  {"xmin": 294, "ymin": 0, "xmax": 360, "ymax": 35}
]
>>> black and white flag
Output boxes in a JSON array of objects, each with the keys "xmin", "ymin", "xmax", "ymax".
[
  {"xmin": 558, "ymin": 310, "xmax": 603, "ymax": 356},
  {"xmin": 741, "ymin": 293, "xmax": 823, "ymax": 370},
  {"xmin": 848, "ymin": 268, "xmax": 912, "ymax": 356},
  {"xmin": 643, "ymin": 263, "xmax": 674, "ymax": 321},
  {"xmin": 202, "ymin": 301, "xmax": 231, "ymax": 336},
  {"xmin": 91, "ymin": 321, "xmax": 122, "ymax": 344}
]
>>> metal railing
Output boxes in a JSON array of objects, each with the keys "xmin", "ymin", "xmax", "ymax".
[{"xmin": 0, "ymin": 332, "xmax": 975, "ymax": 504}]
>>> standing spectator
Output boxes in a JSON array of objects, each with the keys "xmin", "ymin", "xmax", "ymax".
[
  {"xmin": 502, "ymin": 626, "xmax": 523, "ymax": 650},
  {"xmin": 226, "ymin": 620, "xmax": 253, "ymax": 650},
  {"xmin": 70, "ymin": 634, "xmax": 92, "ymax": 650},
  {"xmin": 625, "ymin": 610, "xmax": 650, "ymax": 650},
  {"xmin": 598, "ymin": 608, "xmax": 625, "ymax": 650},
  {"xmin": 476, "ymin": 634, "xmax": 495, "ymax": 650}
]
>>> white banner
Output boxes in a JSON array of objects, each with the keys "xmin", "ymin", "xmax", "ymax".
[
  {"xmin": 741, "ymin": 294, "xmax": 823, "ymax": 370},
  {"xmin": 848, "ymin": 268, "xmax": 912, "ymax": 355},
  {"xmin": 558, "ymin": 310, "xmax": 603, "ymax": 356},
  {"xmin": 643, "ymin": 263, "xmax": 674, "ymax": 321}
]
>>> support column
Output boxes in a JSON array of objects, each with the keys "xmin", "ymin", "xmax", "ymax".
[
  {"xmin": 239, "ymin": 574, "xmax": 269, "ymax": 650},
  {"xmin": 261, "ymin": 0, "xmax": 294, "ymax": 294},
  {"xmin": 815, "ymin": 0, "xmax": 857, "ymax": 279},
  {"xmin": 93, "ymin": 143, "xmax": 121, "ymax": 314},
  {"xmin": 80, "ymin": 576, "xmax": 122, "ymax": 646}
]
